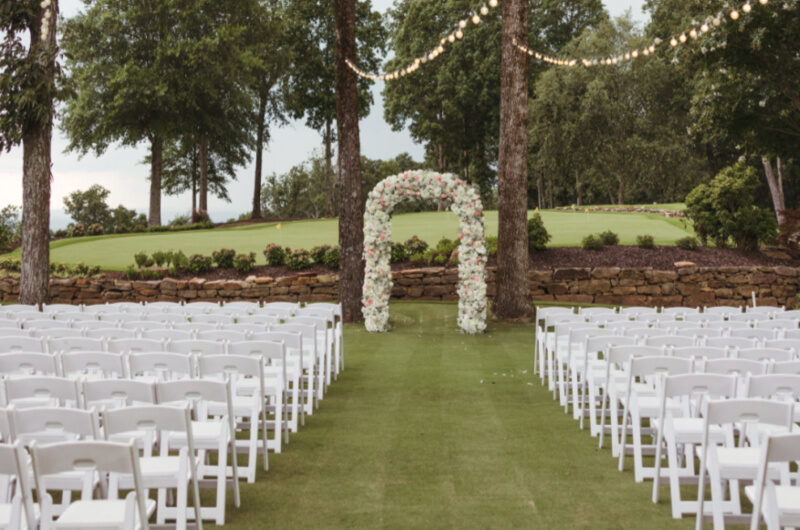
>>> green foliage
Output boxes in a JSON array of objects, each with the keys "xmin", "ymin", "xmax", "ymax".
[
  {"xmin": 151, "ymin": 251, "xmax": 168, "ymax": 267},
  {"xmin": 310, "ymin": 245, "xmax": 332, "ymax": 264},
  {"xmin": 264, "ymin": 244, "xmax": 287, "ymax": 266},
  {"xmin": 63, "ymin": 185, "xmax": 111, "ymax": 228},
  {"xmin": 286, "ymin": 249, "xmax": 312, "ymax": 271},
  {"xmin": 404, "ymin": 235, "xmax": 428, "ymax": 255},
  {"xmin": 322, "ymin": 247, "xmax": 340, "ymax": 270},
  {"xmin": 527, "ymin": 214, "xmax": 551, "ymax": 251},
  {"xmin": 675, "ymin": 237, "xmax": 699, "ymax": 251},
  {"xmin": 172, "ymin": 251, "xmax": 189, "ymax": 271},
  {"xmin": 598, "ymin": 231, "xmax": 619, "ymax": 246},
  {"xmin": 636, "ymin": 234, "xmax": 655, "ymax": 249},
  {"xmin": 391, "ymin": 242, "xmax": 408, "ymax": 263},
  {"xmin": 169, "ymin": 215, "xmax": 191, "ymax": 227},
  {"xmin": 582, "ymin": 234, "xmax": 603, "ymax": 251},
  {"xmin": 409, "ymin": 252, "xmax": 425, "ymax": 265},
  {"xmin": 486, "ymin": 236, "xmax": 498, "ymax": 257},
  {"xmin": 685, "ymin": 163, "xmax": 778, "ymax": 250},
  {"xmin": 233, "ymin": 252, "xmax": 257, "ymax": 273},
  {"xmin": 0, "ymin": 205, "xmax": 21, "ymax": 250},
  {"xmin": 0, "ymin": 259, "xmax": 21, "ymax": 273},
  {"xmin": 86, "ymin": 223, "xmax": 104, "ymax": 236},
  {"xmin": 124, "ymin": 265, "xmax": 138, "ymax": 281},
  {"xmin": 71, "ymin": 262, "xmax": 101, "ymax": 277},
  {"xmin": 67, "ymin": 224, "xmax": 86, "ymax": 238},
  {"xmin": 187, "ymin": 254, "xmax": 213, "ymax": 274},
  {"xmin": 212, "ymin": 248, "xmax": 236, "ymax": 269},
  {"xmin": 134, "ymin": 252, "xmax": 149, "ymax": 268},
  {"xmin": 109, "ymin": 205, "xmax": 147, "ymax": 234}
]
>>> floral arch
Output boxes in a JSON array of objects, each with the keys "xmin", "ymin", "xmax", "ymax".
[{"xmin": 362, "ymin": 170, "xmax": 487, "ymax": 334}]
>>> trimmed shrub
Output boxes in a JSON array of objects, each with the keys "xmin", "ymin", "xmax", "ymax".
[
  {"xmin": 636, "ymin": 234, "xmax": 655, "ymax": 249},
  {"xmin": 390, "ymin": 242, "xmax": 408, "ymax": 263},
  {"xmin": 322, "ymin": 247, "xmax": 340, "ymax": 269},
  {"xmin": 286, "ymin": 249, "xmax": 312, "ymax": 271},
  {"xmin": 68, "ymin": 224, "xmax": 85, "ymax": 237},
  {"xmin": 0, "ymin": 258, "xmax": 21, "ymax": 272},
  {"xmin": 310, "ymin": 245, "xmax": 332, "ymax": 264},
  {"xmin": 598, "ymin": 230, "xmax": 619, "ymax": 246},
  {"xmin": 187, "ymin": 254, "xmax": 213, "ymax": 274},
  {"xmin": 86, "ymin": 223, "xmax": 104, "ymax": 236},
  {"xmin": 527, "ymin": 213, "xmax": 551, "ymax": 251},
  {"xmin": 485, "ymin": 236, "xmax": 498, "ymax": 256},
  {"xmin": 233, "ymin": 252, "xmax": 256, "ymax": 273},
  {"xmin": 582, "ymin": 234, "xmax": 603, "ymax": 251},
  {"xmin": 134, "ymin": 251, "xmax": 149, "ymax": 268},
  {"xmin": 151, "ymin": 250, "xmax": 168, "ymax": 267},
  {"xmin": 212, "ymin": 248, "xmax": 236, "ymax": 269},
  {"xmin": 124, "ymin": 265, "xmax": 138, "ymax": 281},
  {"xmin": 172, "ymin": 251, "xmax": 189, "ymax": 270},
  {"xmin": 404, "ymin": 235, "xmax": 428, "ymax": 255},
  {"xmin": 264, "ymin": 244, "xmax": 287, "ymax": 266},
  {"xmin": 676, "ymin": 236, "xmax": 699, "ymax": 251},
  {"xmin": 435, "ymin": 238, "xmax": 459, "ymax": 256},
  {"xmin": 408, "ymin": 252, "xmax": 425, "ymax": 265},
  {"xmin": 169, "ymin": 214, "xmax": 191, "ymax": 227}
]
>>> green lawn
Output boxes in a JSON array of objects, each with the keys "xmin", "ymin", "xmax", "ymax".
[
  {"xmin": 217, "ymin": 302, "xmax": 691, "ymax": 529},
  {"xmin": 6, "ymin": 210, "xmax": 692, "ymax": 270}
]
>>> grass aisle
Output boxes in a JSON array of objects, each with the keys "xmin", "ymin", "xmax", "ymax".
[{"xmin": 223, "ymin": 302, "xmax": 691, "ymax": 529}]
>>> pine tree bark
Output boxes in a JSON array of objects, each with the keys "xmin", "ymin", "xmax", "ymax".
[
  {"xmin": 324, "ymin": 120, "xmax": 336, "ymax": 217},
  {"xmin": 761, "ymin": 156, "xmax": 786, "ymax": 223},
  {"xmin": 334, "ymin": 0, "xmax": 364, "ymax": 323},
  {"xmin": 148, "ymin": 136, "xmax": 162, "ymax": 226},
  {"xmin": 252, "ymin": 91, "xmax": 267, "ymax": 219},
  {"xmin": 494, "ymin": 0, "xmax": 531, "ymax": 320},
  {"xmin": 198, "ymin": 133, "xmax": 209, "ymax": 213},
  {"xmin": 20, "ymin": 0, "xmax": 59, "ymax": 306}
]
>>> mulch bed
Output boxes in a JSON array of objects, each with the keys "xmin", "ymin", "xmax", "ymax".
[{"xmin": 99, "ymin": 245, "xmax": 800, "ymax": 282}]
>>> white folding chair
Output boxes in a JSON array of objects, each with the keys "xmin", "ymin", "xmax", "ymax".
[
  {"xmin": 83, "ymin": 379, "xmax": 156, "ymax": 410},
  {"xmin": 578, "ymin": 335, "xmax": 636, "ymax": 433},
  {"xmin": 706, "ymin": 336, "xmax": 758, "ymax": 353},
  {"xmin": 84, "ymin": 327, "xmax": 136, "ymax": 340},
  {"xmin": 672, "ymin": 346, "xmax": 728, "ymax": 363},
  {"xmin": 764, "ymin": 339, "xmax": 800, "ymax": 355},
  {"xmin": 541, "ymin": 314, "xmax": 586, "ymax": 392},
  {"xmin": 102, "ymin": 405, "xmax": 202, "ymax": 530},
  {"xmin": 651, "ymin": 373, "xmax": 737, "ymax": 519},
  {"xmin": 31, "ymin": 328, "xmax": 83, "ymax": 340},
  {"xmin": 99, "ymin": 312, "xmax": 146, "ymax": 323},
  {"xmin": 141, "ymin": 329, "xmax": 193, "ymax": 342},
  {"xmin": 106, "ymin": 302, "xmax": 144, "ymax": 313},
  {"xmin": 645, "ymin": 335, "xmax": 696, "ymax": 350},
  {"xmin": 704, "ymin": 306, "xmax": 742, "ymax": 317},
  {"xmin": 5, "ymin": 377, "xmax": 81, "ymax": 408},
  {"xmin": 48, "ymin": 337, "xmax": 105, "ymax": 354},
  {"xmin": 771, "ymin": 360, "xmax": 800, "ymax": 375},
  {"xmin": 189, "ymin": 315, "xmax": 234, "ymax": 326},
  {"xmin": 168, "ymin": 340, "xmax": 224, "ymax": 357},
  {"xmin": 730, "ymin": 328, "xmax": 776, "ymax": 344},
  {"xmin": 263, "ymin": 302, "xmax": 298, "ymax": 314},
  {"xmin": 257, "ymin": 331, "xmax": 311, "ymax": 417},
  {"xmin": 155, "ymin": 380, "xmax": 240, "ymax": 525},
  {"xmin": 173, "ymin": 323, "xmax": 217, "ymax": 333},
  {"xmin": 197, "ymin": 330, "xmax": 247, "ymax": 346},
  {"xmin": 2, "ymin": 306, "xmax": 37, "ymax": 314},
  {"xmin": 108, "ymin": 338, "xmax": 165, "ymax": 354},
  {"xmin": 737, "ymin": 348, "xmax": 794, "ymax": 363},
  {"xmin": 747, "ymin": 433, "xmax": 800, "ymax": 530},
  {"xmin": 0, "ymin": 352, "xmax": 59, "ymax": 377},
  {"xmin": 129, "ymin": 353, "xmax": 194, "ymax": 382},
  {"xmin": 197, "ymin": 355, "xmax": 267, "ymax": 482},
  {"xmin": 122, "ymin": 321, "xmax": 166, "ymax": 331},
  {"xmin": 31, "ymin": 440, "xmax": 153, "ymax": 530},
  {"xmin": 291, "ymin": 315, "xmax": 334, "ymax": 389},
  {"xmin": 580, "ymin": 307, "xmax": 618, "ymax": 320},
  {"xmin": 0, "ymin": 337, "xmax": 44, "ymax": 353},
  {"xmin": 143, "ymin": 302, "xmax": 184, "ymax": 313},
  {"xmin": 183, "ymin": 302, "xmax": 220, "ymax": 313},
  {"xmin": 0, "ymin": 441, "xmax": 36, "ymax": 530},
  {"xmin": 60, "ymin": 351, "xmax": 127, "ymax": 379},
  {"xmin": 696, "ymin": 399, "xmax": 794, "ymax": 530},
  {"xmin": 222, "ymin": 301, "xmax": 260, "ymax": 314}
]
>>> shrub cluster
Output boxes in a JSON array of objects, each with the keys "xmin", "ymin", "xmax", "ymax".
[
  {"xmin": 212, "ymin": 248, "xmax": 236, "ymax": 269},
  {"xmin": 233, "ymin": 253, "xmax": 256, "ymax": 273},
  {"xmin": 527, "ymin": 213, "xmax": 551, "ymax": 251},
  {"xmin": 676, "ymin": 236, "xmax": 700, "ymax": 251},
  {"xmin": 636, "ymin": 234, "xmax": 655, "ymax": 249},
  {"xmin": 263, "ymin": 244, "xmax": 287, "ymax": 266},
  {"xmin": 580, "ymin": 230, "xmax": 619, "ymax": 250},
  {"xmin": 0, "ymin": 259, "xmax": 100, "ymax": 278}
]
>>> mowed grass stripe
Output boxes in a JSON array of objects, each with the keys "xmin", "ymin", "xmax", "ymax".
[
  {"xmin": 216, "ymin": 302, "xmax": 691, "ymax": 529},
  {"xmin": 5, "ymin": 210, "xmax": 692, "ymax": 269}
]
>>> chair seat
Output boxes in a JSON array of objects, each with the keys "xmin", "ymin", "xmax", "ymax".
[
  {"xmin": 55, "ymin": 498, "xmax": 155, "ymax": 528},
  {"xmin": 746, "ymin": 485, "xmax": 800, "ymax": 525},
  {"xmin": 0, "ymin": 501, "xmax": 39, "ymax": 526},
  {"xmin": 671, "ymin": 418, "xmax": 726, "ymax": 443}
]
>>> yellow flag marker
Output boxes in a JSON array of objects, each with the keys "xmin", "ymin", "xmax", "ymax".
[{"xmin": 276, "ymin": 223, "xmax": 282, "ymax": 230}]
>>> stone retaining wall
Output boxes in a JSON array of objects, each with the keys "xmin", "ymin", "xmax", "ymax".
[{"xmin": 1, "ymin": 265, "xmax": 798, "ymax": 307}]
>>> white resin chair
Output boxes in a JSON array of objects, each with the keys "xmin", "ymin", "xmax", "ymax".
[
  {"xmin": 129, "ymin": 353, "xmax": 194, "ymax": 382},
  {"xmin": 168, "ymin": 340, "xmax": 224, "ymax": 357},
  {"xmin": 48, "ymin": 337, "xmax": 104, "ymax": 354},
  {"xmin": 0, "ymin": 352, "xmax": 59, "ymax": 377},
  {"xmin": 576, "ymin": 335, "xmax": 636, "ymax": 431},
  {"xmin": 60, "ymin": 351, "xmax": 127, "ymax": 379},
  {"xmin": 645, "ymin": 335, "xmax": 696, "ymax": 350},
  {"xmin": 141, "ymin": 329, "xmax": 192, "ymax": 342},
  {"xmin": 737, "ymin": 348, "xmax": 794, "ymax": 363},
  {"xmin": 256, "ymin": 331, "xmax": 311, "ymax": 417},
  {"xmin": 5, "ymin": 377, "xmax": 81, "ymax": 408},
  {"xmin": 771, "ymin": 360, "xmax": 800, "ymax": 375},
  {"xmin": 83, "ymin": 379, "xmax": 156, "ymax": 410},
  {"xmin": 84, "ymin": 327, "xmax": 135, "ymax": 340},
  {"xmin": 108, "ymin": 338, "xmax": 165, "ymax": 354},
  {"xmin": 0, "ymin": 441, "xmax": 36, "ymax": 530},
  {"xmin": 31, "ymin": 440, "xmax": 153, "ymax": 530},
  {"xmin": 747, "ymin": 433, "xmax": 800, "ymax": 530},
  {"xmin": 0, "ymin": 337, "xmax": 44, "ymax": 354}
]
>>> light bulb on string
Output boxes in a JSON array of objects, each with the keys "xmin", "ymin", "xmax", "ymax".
[
  {"xmin": 472, "ymin": 14, "xmax": 480, "ymax": 24},
  {"xmin": 701, "ymin": 23, "xmax": 709, "ymax": 32},
  {"xmin": 480, "ymin": 5, "xmax": 489, "ymax": 15},
  {"xmin": 730, "ymin": 9, "xmax": 740, "ymax": 19},
  {"xmin": 670, "ymin": 37, "xmax": 678, "ymax": 46},
  {"xmin": 689, "ymin": 28, "xmax": 698, "ymax": 38},
  {"xmin": 742, "ymin": 2, "xmax": 752, "ymax": 13},
  {"xmin": 679, "ymin": 33, "xmax": 687, "ymax": 42},
  {"xmin": 456, "ymin": 29, "xmax": 463, "ymax": 39},
  {"xmin": 459, "ymin": 19, "xmax": 467, "ymax": 29},
  {"xmin": 489, "ymin": 0, "xmax": 498, "ymax": 6}
]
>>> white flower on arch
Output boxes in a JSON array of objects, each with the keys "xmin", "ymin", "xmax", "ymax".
[{"xmin": 362, "ymin": 170, "xmax": 487, "ymax": 334}]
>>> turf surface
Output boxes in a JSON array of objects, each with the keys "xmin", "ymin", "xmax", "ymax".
[
  {"xmin": 11, "ymin": 210, "xmax": 693, "ymax": 270},
  {"xmin": 218, "ymin": 302, "xmax": 691, "ymax": 529}
]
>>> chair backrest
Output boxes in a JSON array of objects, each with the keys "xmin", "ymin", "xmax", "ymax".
[
  {"xmin": 662, "ymin": 373, "xmax": 737, "ymax": 400},
  {"xmin": 606, "ymin": 345, "xmax": 664, "ymax": 367},
  {"xmin": 0, "ymin": 352, "xmax": 59, "ymax": 376},
  {"xmin": 30, "ymin": 440, "xmax": 149, "ymax": 529},
  {"xmin": 671, "ymin": 346, "xmax": 728, "ymax": 361},
  {"xmin": 197, "ymin": 330, "xmax": 247, "ymax": 343},
  {"xmin": 0, "ymin": 442, "xmax": 36, "ymax": 529},
  {"xmin": 83, "ymin": 379, "xmax": 156, "ymax": 408},
  {"xmin": 644, "ymin": 335, "xmax": 695, "ymax": 349},
  {"xmin": 254, "ymin": 331, "xmax": 302, "ymax": 352},
  {"xmin": 141, "ymin": 328, "xmax": 193, "ymax": 342},
  {"xmin": 144, "ymin": 301, "xmax": 184, "ymax": 312},
  {"xmin": 544, "ymin": 313, "xmax": 585, "ymax": 328},
  {"xmin": 0, "ymin": 408, "xmax": 15, "ymax": 442},
  {"xmin": 61, "ymin": 351, "xmax": 127, "ymax": 378},
  {"xmin": 32, "ymin": 327, "xmax": 85, "ymax": 339},
  {"xmin": 683, "ymin": 313, "xmax": 717, "ymax": 323},
  {"xmin": 750, "ymin": 433, "xmax": 800, "ymax": 530},
  {"xmin": 0, "ymin": 336, "xmax": 44, "ymax": 353},
  {"xmin": 42, "ymin": 304, "xmax": 82, "ymax": 314},
  {"xmin": 729, "ymin": 328, "xmax": 775, "ymax": 341},
  {"xmin": 674, "ymin": 327, "xmax": 723, "ymax": 339},
  {"xmin": 703, "ymin": 358, "xmax": 768, "ymax": 376},
  {"xmin": 129, "ymin": 352, "xmax": 194, "ymax": 381},
  {"xmin": 84, "ymin": 327, "xmax": 136, "ymax": 339},
  {"xmin": 580, "ymin": 307, "xmax": 617, "ymax": 320},
  {"xmin": 228, "ymin": 340, "xmax": 286, "ymax": 363},
  {"xmin": 48, "ymin": 336, "xmax": 105, "ymax": 354},
  {"xmin": 703, "ymin": 306, "xmax": 742, "ymax": 316},
  {"xmin": 168, "ymin": 339, "xmax": 225, "ymax": 356},
  {"xmin": 619, "ymin": 307, "xmax": 657, "ymax": 318},
  {"xmin": 623, "ymin": 328, "xmax": 665, "ymax": 339},
  {"xmin": 660, "ymin": 306, "xmax": 698, "ymax": 317},
  {"xmin": 705, "ymin": 336, "xmax": 757, "ymax": 350},
  {"xmin": 771, "ymin": 360, "xmax": 800, "ymax": 375},
  {"xmin": 0, "ymin": 320, "xmax": 20, "ymax": 330},
  {"xmin": 745, "ymin": 374, "xmax": 800, "ymax": 400},
  {"xmin": 14, "ymin": 406, "xmax": 99, "ymax": 443},
  {"xmin": 108, "ymin": 338, "xmax": 165, "ymax": 354},
  {"xmin": 603, "ymin": 321, "xmax": 649, "ymax": 335},
  {"xmin": 156, "ymin": 379, "xmax": 233, "ymax": 427},
  {"xmin": 235, "ymin": 315, "xmax": 279, "ymax": 327},
  {"xmin": 757, "ymin": 319, "xmax": 799, "ymax": 331},
  {"xmin": 99, "ymin": 312, "xmax": 145, "ymax": 322},
  {"xmin": 629, "ymin": 356, "xmax": 693, "ymax": 379},
  {"xmin": 189, "ymin": 314, "xmax": 234, "ymax": 325},
  {"xmin": 765, "ymin": 339, "xmax": 800, "ymax": 354},
  {"xmin": 272, "ymin": 322, "xmax": 316, "ymax": 346},
  {"xmin": 703, "ymin": 398, "xmax": 793, "ymax": 428},
  {"xmin": 147, "ymin": 314, "xmax": 188, "ymax": 325},
  {"xmin": 197, "ymin": 355, "xmax": 263, "ymax": 396},
  {"xmin": 3, "ymin": 305, "xmax": 38, "ymax": 314},
  {"xmin": 173, "ymin": 322, "xmax": 217, "ymax": 333},
  {"xmin": 106, "ymin": 302, "xmax": 144, "ymax": 312},
  {"xmin": 746, "ymin": 305, "xmax": 784, "ymax": 315},
  {"xmin": 223, "ymin": 301, "xmax": 260, "ymax": 312},
  {"xmin": 5, "ymin": 376, "xmax": 81, "ymax": 407},
  {"xmin": 230, "ymin": 323, "xmax": 266, "ymax": 334},
  {"xmin": 184, "ymin": 301, "xmax": 221, "ymax": 312},
  {"xmin": 122, "ymin": 320, "xmax": 166, "ymax": 331},
  {"xmin": 737, "ymin": 348, "xmax": 795, "ymax": 363},
  {"xmin": 103, "ymin": 404, "xmax": 193, "ymax": 440}
]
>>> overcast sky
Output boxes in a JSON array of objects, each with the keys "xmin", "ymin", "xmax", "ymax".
[{"xmin": 0, "ymin": 0, "xmax": 647, "ymax": 228}]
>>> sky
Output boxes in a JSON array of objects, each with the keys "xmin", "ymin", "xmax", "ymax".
[{"xmin": 0, "ymin": 0, "xmax": 647, "ymax": 228}]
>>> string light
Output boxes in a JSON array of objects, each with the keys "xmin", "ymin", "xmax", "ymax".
[{"xmin": 345, "ymin": 1, "xmax": 500, "ymax": 82}]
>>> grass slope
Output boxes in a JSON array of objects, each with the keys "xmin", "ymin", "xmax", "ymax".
[
  {"xmin": 218, "ymin": 302, "xmax": 690, "ymax": 529},
  {"xmin": 10, "ymin": 210, "xmax": 692, "ymax": 270}
]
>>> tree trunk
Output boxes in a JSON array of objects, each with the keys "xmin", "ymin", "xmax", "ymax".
[
  {"xmin": 191, "ymin": 143, "xmax": 197, "ymax": 214},
  {"xmin": 20, "ymin": 0, "xmax": 59, "ymax": 306},
  {"xmin": 494, "ymin": 0, "xmax": 531, "ymax": 320},
  {"xmin": 198, "ymin": 133, "xmax": 209, "ymax": 213},
  {"xmin": 617, "ymin": 178, "xmax": 625, "ymax": 205},
  {"xmin": 324, "ymin": 120, "xmax": 336, "ymax": 217},
  {"xmin": 252, "ymin": 92, "xmax": 267, "ymax": 220},
  {"xmin": 334, "ymin": 0, "xmax": 364, "ymax": 323},
  {"xmin": 576, "ymin": 173, "xmax": 583, "ymax": 206},
  {"xmin": 537, "ymin": 170, "xmax": 544, "ymax": 209},
  {"xmin": 761, "ymin": 156, "xmax": 785, "ymax": 223},
  {"xmin": 148, "ymin": 136, "xmax": 163, "ymax": 226}
]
